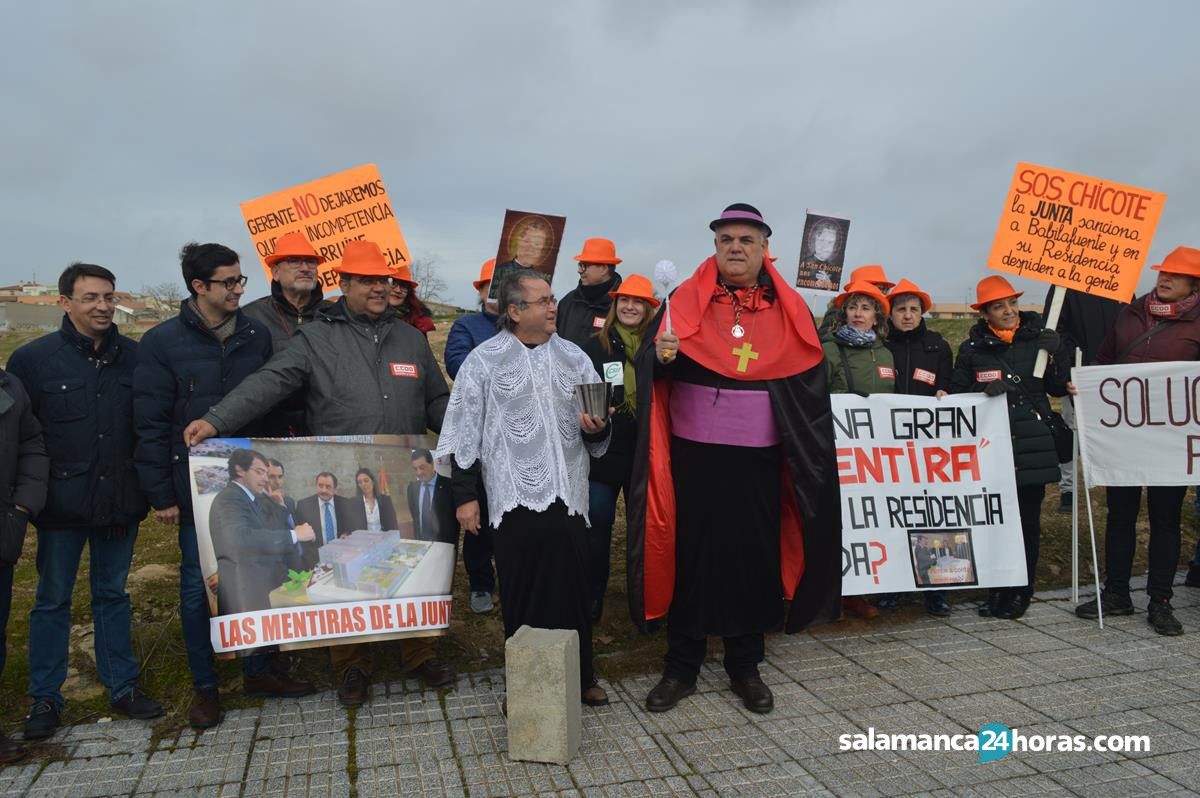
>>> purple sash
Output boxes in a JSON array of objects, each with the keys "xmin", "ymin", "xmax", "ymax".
[{"xmin": 669, "ymin": 381, "xmax": 780, "ymax": 448}]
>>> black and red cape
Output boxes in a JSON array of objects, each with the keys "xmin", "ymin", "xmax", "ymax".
[{"xmin": 625, "ymin": 255, "xmax": 843, "ymax": 632}]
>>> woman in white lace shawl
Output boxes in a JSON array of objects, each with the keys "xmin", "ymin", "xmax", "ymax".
[{"xmin": 434, "ymin": 269, "xmax": 613, "ymax": 706}]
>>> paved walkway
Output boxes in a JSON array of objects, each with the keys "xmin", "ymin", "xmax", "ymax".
[{"xmin": 2, "ymin": 578, "xmax": 1198, "ymax": 797}]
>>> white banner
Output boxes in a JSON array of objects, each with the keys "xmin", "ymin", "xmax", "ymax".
[
  {"xmin": 211, "ymin": 595, "xmax": 452, "ymax": 653},
  {"xmin": 1073, "ymin": 361, "xmax": 1200, "ymax": 487},
  {"xmin": 835, "ymin": 393, "xmax": 1027, "ymax": 595}
]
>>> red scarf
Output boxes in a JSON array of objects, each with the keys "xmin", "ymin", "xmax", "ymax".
[
  {"xmin": 661, "ymin": 256, "xmax": 823, "ymax": 379},
  {"xmin": 1147, "ymin": 289, "xmax": 1200, "ymax": 319}
]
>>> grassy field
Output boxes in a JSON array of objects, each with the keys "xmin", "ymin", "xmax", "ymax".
[{"xmin": 0, "ymin": 315, "xmax": 1194, "ymax": 743}]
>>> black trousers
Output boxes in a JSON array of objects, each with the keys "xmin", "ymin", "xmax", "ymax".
[
  {"xmin": 493, "ymin": 501, "xmax": 594, "ymax": 688},
  {"xmin": 462, "ymin": 523, "xmax": 496, "ymax": 594},
  {"xmin": 0, "ymin": 562, "xmax": 11, "ymax": 677},
  {"xmin": 1016, "ymin": 484, "xmax": 1046, "ymax": 598},
  {"xmin": 1104, "ymin": 485, "xmax": 1186, "ymax": 600},
  {"xmin": 664, "ymin": 626, "xmax": 764, "ymax": 684}
]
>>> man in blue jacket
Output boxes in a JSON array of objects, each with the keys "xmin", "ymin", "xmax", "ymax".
[
  {"xmin": 134, "ymin": 243, "xmax": 314, "ymax": 730},
  {"xmin": 8, "ymin": 263, "xmax": 162, "ymax": 740},
  {"xmin": 0, "ymin": 365, "xmax": 48, "ymax": 761},
  {"xmin": 442, "ymin": 259, "xmax": 499, "ymax": 613}
]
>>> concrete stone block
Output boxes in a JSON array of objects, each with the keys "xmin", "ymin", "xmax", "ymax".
[{"xmin": 505, "ymin": 625, "xmax": 581, "ymax": 764}]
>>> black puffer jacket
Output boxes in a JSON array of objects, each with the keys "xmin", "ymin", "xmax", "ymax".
[
  {"xmin": 555, "ymin": 272, "xmax": 621, "ymax": 349},
  {"xmin": 7, "ymin": 317, "xmax": 148, "ymax": 529},
  {"xmin": 0, "ymin": 368, "xmax": 48, "ymax": 519},
  {"xmin": 134, "ymin": 302, "xmax": 273, "ymax": 524},
  {"xmin": 949, "ymin": 312, "xmax": 1068, "ymax": 487},
  {"xmin": 884, "ymin": 320, "xmax": 953, "ymax": 396},
  {"xmin": 582, "ymin": 327, "xmax": 638, "ymax": 487}
]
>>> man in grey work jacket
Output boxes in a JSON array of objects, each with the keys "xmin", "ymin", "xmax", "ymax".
[{"xmin": 184, "ymin": 238, "xmax": 453, "ymax": 707}]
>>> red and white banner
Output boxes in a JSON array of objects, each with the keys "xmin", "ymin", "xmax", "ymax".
[
  {"xmin": 212, "ymin": 595, "xmax": 452, "ymax": 653},
  {"xmin": 1073, "ymin": 361, "xmax": 1200, "ymax": 486},
  {"xmin": 835, "ymin": 393, "xmax": 1027, "ymax": 595}
]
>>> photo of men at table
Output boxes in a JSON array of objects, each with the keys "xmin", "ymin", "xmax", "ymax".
[{"xmin": 908, "ymin": 529, "xmax": 978, "ymax": 587}]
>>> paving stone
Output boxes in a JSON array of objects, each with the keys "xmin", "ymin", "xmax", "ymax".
[
  {"xmin": 923, "ymin": 773, "xmax": 1073, "ymax": 796},
  {"xmin": 927, "ymin": 691, "xmax": 1052, "ymax": 730},
  {"xmin": 699, "ymin": 761, "xmax": 828, "ymax": 796},
  {"xmin": 630, "ymin": 690, "xmax": 753, "ymax": 735},
  {"xmin": 1066, "ymin": 709, "xmax": 1192, "ymax": 757},
  {"xmin": 568, "ymin": 704, "xmax": 678, "ymax": 785},
  {"xmin": 801, "ymin": 672, "xmax": 915, "ymax": 711},
  {"xmin": 1045, "ymin": 759, "xmax": 1189, "ymax": 796},
  {"xmin": 799, "ymin": 750, "xmax": 948, "ymax": 797},
  {"xmin": 0, "ymin": 762, "xmax": 41, "ymax": 795},
  {"xmin": 255, "ymin": 691, "xmax": 349, "ymax": 738},
  {"xmin": 354, "ymin": 719, "xmax": 461, "ymax": 794},
  {"xmin": 457, "ymin": 750, "xmax": 575, "ymax": 797},
  {"xmin": 663, "ymin": 724, "xmax": 790, "ymax": 773},
  {"xmin": 137, "ymin": 744, "xmax": 250, "ymax": 791},
  {"xmin": 27, "ymin": 753, "xmax": 148, "ymax": 797}
]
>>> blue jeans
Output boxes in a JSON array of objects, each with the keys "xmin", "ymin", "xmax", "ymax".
[
  {"xmin": 587, "ymin": 481, "xmax": 622, "ymax": 610},
  {"xmin": 28, "ymin": 524, "xmax": 140, "ymax": 707},
  {"xmin": 180, "ymin": 523, "xmax": 269, "ymax": 687}
]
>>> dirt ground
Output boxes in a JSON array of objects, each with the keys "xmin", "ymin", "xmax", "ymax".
[{"xmin": 1, "ymin": 317, "xmax": 1196, "ymax": 737}]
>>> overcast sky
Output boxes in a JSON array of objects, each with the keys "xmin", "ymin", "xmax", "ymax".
[{"xmin": 3, "ymin": 1, "xmax": 1197, "ymax": 309}]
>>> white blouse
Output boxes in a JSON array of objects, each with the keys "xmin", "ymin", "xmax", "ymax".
[{"xmin": 363, "ymin": 497, "xmax": 382, "ymax": 532}]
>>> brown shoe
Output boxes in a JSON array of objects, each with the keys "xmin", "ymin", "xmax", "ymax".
[
  {"xmin": 337, "ymin": 668, "xmax": 369, "ymax": 707},
  {"xmin": 410, "ymin": 657, "xmax": 455, "ymax": 688},
  {"xmin": 0, "ymin": 733, "xmax": 26, "ymax": 765},
  {"xmin": 843, "ymin": 596, "xmax": 880, "ymax": 619},
  {"xmin": 244, "ymin": 670, "xmax": 318, "ymax": 699},
  {"xmin": 188, "ymin": 688, "xmax": 223, "ymax": 729},
  {"xmin": 581, "ymin": 682, "xmax": 609, "ymax": 707}
]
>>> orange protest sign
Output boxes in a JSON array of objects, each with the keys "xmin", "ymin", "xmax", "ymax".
[
  {"xmin": 986, "ymin": 162, "xmax": 1166, "ymax": 302},
  {"xmin": 240, "ymin": 164, "xmax": 411, "ymax": 293}
]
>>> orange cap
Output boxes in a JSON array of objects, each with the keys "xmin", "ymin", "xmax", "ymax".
[
  {"xmin": 473, "ymin": 258, "xmax": 496, "ymax": 290},
  {"xmin": 573, "ymin": 238, "xmax": 622, "ymax": 265},
  {"xmin": 888, "ymin": 278, "xmax": 931, "ymax": 313},
  {"xmin": 849, "ymin": 264, "xmax": 895, "ymax": 290},
  {"xmin": 333, "ymin": 240, "xmax": 394, "ymax": 277},
  {"xmin": 971, "ymin": 275, "xmax": 1023, "ymax": 311},
  {"xmin": 834, "ymin": 280, "xmax": 890, "ymax": 316},
  {"xmin": 608, "ymin": 274, "xmax": 661, "ymax": 308},
  {"xmin": 265, "ymin": 231, "xmax": 325, "ymax": 267},
  {"xmin": 1151, "ymin": 246, "xmax": 1200, "ymax": 278},
  {"xmin": 391, "ymin": 264, "xmax": 418, "ymax": 287}
]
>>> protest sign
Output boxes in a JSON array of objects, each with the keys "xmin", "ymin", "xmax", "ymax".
[
  {"xmin": 795, "ymin": 211, "xmax": 850, "ymax": 292},
  {"xmin": 1073, "ymin": 361, "xmax": 1200, "ymax": 487},
  {"xmin": 489, "ymin": 209, "xmax": 567, "ymax": 303},
  {"xmin": 834, "ymin": 393, "xmax": 1027, "ymax": 595},
  {"xmin": 240, "ymin": 164, "xmax": 411, "ymax": 293},
  {"xmin": 986, "ymin": 162, "xmax": 1166, "ymax": 303},
  {"xmin": 188, "ymin": 434, "xmax": 454, "ymax": 654}
]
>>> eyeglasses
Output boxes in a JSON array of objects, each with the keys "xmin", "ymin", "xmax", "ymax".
[
  {"xmin": 203, "ymin": 275, "xmax": 249, "ymax": 291},
  {"xmin": 347, "ymin": 275, "xmax": 393, "ymax": 287},
  {"xmin": 519, "ymin": 295, "xmax": 557, "ymax": 308},
  {"xmin": 66, "ymin": 293, "xmax": 116, "ymax": 307}
]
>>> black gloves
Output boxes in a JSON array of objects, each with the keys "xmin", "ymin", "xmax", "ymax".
[
  {"xmin": 1037, "ymin": 328, "xmax": 1061, "ymax": 353},
  {"xmin": 983, "ymin": 379, "xmax": 1009, "ymax": 397}
]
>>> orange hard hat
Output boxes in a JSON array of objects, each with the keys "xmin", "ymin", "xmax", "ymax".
[
  {"xmin": 1151, "ymin": 246, "xmax": 1200, "ymax": 278},
  {"xmin": 333, "ymin": 240, "xmax": 394, "ymax": 277},
  {"xmin": 834, "ymin": 280, "xmax": 890, "ymax": 316},
  {"xmin": 608, "ymin": 274, "xmax": 661, "ymax": 308},
  {"xmin": 573, "ymin": 238, "xmax": 622, "ymax": 265},
  {"xmin": 391, "ymin": 264, "xmax": 418, "ymax": 287},
  {"xmin": 971, "ymin": 275, "xmax": 1023, "ymax": 311},
  {"xmin": 473, "ymin": 258, "xmax": 496, "ymax": 290},
  {"xmin": 266, "ymin": 231, "xmax": 325, "ymax": 266},
  {"xmin": 888, "ymin": 278, "xmax": 931, "ymax": 313},
  {"xmin": 849, "ymin": 264, "xmax": 895, "ymax": 290}
]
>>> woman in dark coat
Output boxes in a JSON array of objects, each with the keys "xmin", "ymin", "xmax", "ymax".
[
  {"xmin": 882, "ymin": 279, "xmax": 955, "ymax": 617},
  {"xmin": 581, "ymin": 274, "xmax": 659, "ymax": 623},
  {"xmin": 950, "ymin": 275, "xmax": 1071, "ymax": 620},
  {"xmin": 347, "ymin": 467, "xmax": 398, "ymax": 533}
]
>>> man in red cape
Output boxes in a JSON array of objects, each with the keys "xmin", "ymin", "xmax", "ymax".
[{"xmin": 626, "ymin": 203, "xmax": 841, "ymax": 714}]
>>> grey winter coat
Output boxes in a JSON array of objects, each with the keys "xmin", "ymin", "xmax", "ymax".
[{"xmin": 204, "ymin": 299, "xmax": 449, "ymax": 436}]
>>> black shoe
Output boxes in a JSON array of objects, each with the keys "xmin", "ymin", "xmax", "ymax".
[
  {"xmin": 877, "ymin": 594, "xmax": 900, "ymax": 610},
  {"xmin": 730, "ymin": 675, "xmax": 774, "ymax": 714},
  {"xmin": 1075, "ymin": 591, "xmax": 1134, "ymax": 619},
  {"xmin": 110, "ymin": 687, "xmax": 164, "ymax": 720},
  {"xmin": 188, "ymin": 688, "xmax": 223, "ymax": 730},
  {"xmin": 0, "ymin": 733, "xmax": 25, "ymax": 764},
  {"xmin": 993, "ymin": 592, "xmax": 1028, "ymax": 620},
  {"xmin": 337, "ymin": 668, "xmax": 369, "ymax": 707},
  {"xmin": 244, "ymin": 670, "xmax": 318, "ymax": 698},
  {"xmin": 1058, "ymin": 491, "xmax": 1073, "ymax": 513},
  {"xmin": 1185, "ymin": 564, "xmax": 1200, "ymax": 588},
  {"xmin": 410, "ymin": 658, "xmax": 455, "ymax": 689},
  {"xmin": 926, "ymin": 595, "xmax": 952, "ymax": 617},
  {"xmin": 978, "ymin": 589, "xmax": 1004, "ymax": 617},
  {"xmin": 645, "ymin": 676, "xmax": 695, "ymax": 712},
  {"xmin": 1147, "ymin": 598, "xmax": 1184, "ymax": 636},
  {"xmin": 23, "ymin": 700, "xmax": 60, "ymax": 741}
]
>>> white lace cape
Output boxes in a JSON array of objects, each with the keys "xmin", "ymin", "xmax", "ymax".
[{"xmin": 434, "ymin": 331, "xmax": 609, "ymax": 528}]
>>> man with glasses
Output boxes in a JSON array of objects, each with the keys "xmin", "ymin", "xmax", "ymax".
[
  {"xmin": 183, "ymin": 239, "xmax": 453, "ymax": 706},
  {"xmin": 554, "ymin": 238, "xmax": 624, "ymax": 348},
  {"xmin": 436, "ymin": 268, "xmax": 613, "ymax": 707},
  {"xmin": 135, "ymin": 242, "xmax": 314, "ymax": 730},
  {"xmin": 8, "ymin": 263, "xmax": 162, "ymax": 740}
]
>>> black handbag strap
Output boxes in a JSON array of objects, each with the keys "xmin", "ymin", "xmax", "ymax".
[
  {"xmin": 1115, "ymin": 320, "xmax": 1174, "ymax": 363},
  {"xmin": 992, "ymin": 350, "xmax": 1050, "ymax": 422}
]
